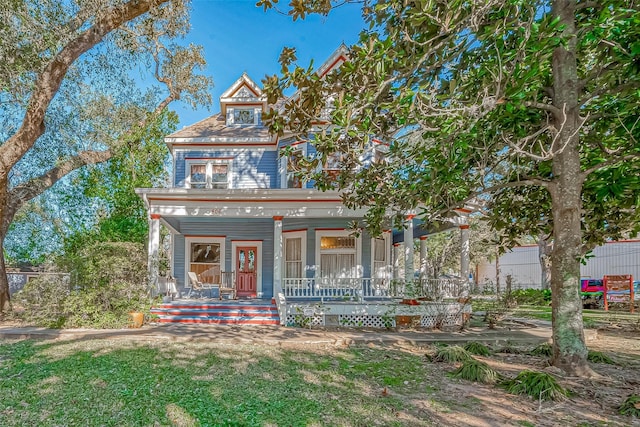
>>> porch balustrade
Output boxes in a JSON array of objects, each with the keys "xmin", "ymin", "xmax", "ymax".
[{"xmin": 282, "ymin": 277, "xmax": 465, "ymax": 301}]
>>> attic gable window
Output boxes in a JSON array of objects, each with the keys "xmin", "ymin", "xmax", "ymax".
[{"xmin": 232, "ymin": 108, "xmax": 255, "ymax": 125}]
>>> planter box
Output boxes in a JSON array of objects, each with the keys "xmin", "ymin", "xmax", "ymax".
[{"xmin": 396, "ymin": 315, "xmax": 420, "ymax": 327}]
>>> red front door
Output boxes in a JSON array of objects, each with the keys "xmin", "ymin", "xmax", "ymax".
[{"xmin": 236, "ymin": 246, "xmax": 258, "ymax": 297}]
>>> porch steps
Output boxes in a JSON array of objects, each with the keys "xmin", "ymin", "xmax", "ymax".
[{"xmin": 150, "ymin": 302, "xmax": 280, "ymax": 325}]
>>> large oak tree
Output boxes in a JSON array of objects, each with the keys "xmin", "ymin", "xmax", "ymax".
[
  {"xmin": 0, "ymin": 0, "xmax": 212, "ymax": 311},
  {"xmin": 262, "ymin": 0, "xmax": 640, "ymax": 375}
]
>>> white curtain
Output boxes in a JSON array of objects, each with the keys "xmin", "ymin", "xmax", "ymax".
[
  {"xmin": 285, "ymin": 237, "xmax": 302, "ymax": 278},
  {"xmin": 320, "ymin": 254, "xmax": 355, "ymax": 279}
]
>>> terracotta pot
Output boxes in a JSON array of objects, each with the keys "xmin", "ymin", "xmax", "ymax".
[
  {"xmin": 396, "ymin": 315, "xmax": 413, "ymax": 326},
  {"xmin": 129, "ymin": 312, "xmax": 144, "ymax": 328},
  {"xmin": 401, "ymin": 299, "xmax": 420, "ymax": 306}
]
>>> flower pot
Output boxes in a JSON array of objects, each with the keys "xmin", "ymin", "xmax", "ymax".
[
  {"xmin": 401, "ymin": 299, "xmax": 420, "ymax": 306},
  {"xmin": 129, "ymin": 311, "xmax": 144, "ymax": 328},
  {"xmin": 396, "ymin": 315, "xmax": 413, "ymax": 326}
]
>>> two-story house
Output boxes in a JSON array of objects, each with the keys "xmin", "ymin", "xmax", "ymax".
[{"xmin": 137, "ymin": 47, "xmax": 405, "ymax": 301}]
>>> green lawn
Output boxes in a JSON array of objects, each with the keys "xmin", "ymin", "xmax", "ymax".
[{"xmin": 0, "ymin": 338, "xmax": 433, "ymax": 427}]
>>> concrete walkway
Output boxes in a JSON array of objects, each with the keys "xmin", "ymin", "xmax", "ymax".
[{"xmin": 0, "ymin": 317, "xmax": 554, "ymax": 348}]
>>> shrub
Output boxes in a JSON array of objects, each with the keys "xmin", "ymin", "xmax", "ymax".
[
  {"xmin": 16, "ymin": 241, "xmax": 152, "ymax": 329},
  {"xmin": 500, "ymin": 370, "xmax": 568, "ymax": 401},
  {"xmin": 497, "ymin": 342, "xmax": 524, "ymax": 354},
  {"xmin": 434, "ymin": 345, "xmax": 473, "ymax": 363},
  {"xmin": 14, "ymin": 275, "xmax": 69, "ymax": 328},
  {"xmin": 464, "ymin": 341, "xmax": 492, "ymax": 356},
  {"xmin": 529, "ymin": 343, "xmax": 553, "ymax": 357},
  {"xmin": 450, "ymin": 359, "xmax": 502, "ymax": 384},
  {"xmin": 587, "ymin": 350, "xmax": 615, "ymax": 365},
  {"xmin": 618, "ymin": 394, "xmax": 640, "ymax": 417},
  {"xmin": 510, "ymin": 289, "xmax": 551, "ymax": 306}
]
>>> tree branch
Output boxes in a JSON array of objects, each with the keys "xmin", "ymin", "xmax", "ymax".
[
  {"xmin": 523, "ymin": 100, "xmax": 560, "ymax": 116},
  {"xmin": 6, "ymin": 149, "xmax": 113, "ymax": 220},
  {"xmin": 581, "ymin": 154, "xmax": 640, "ymax": 179},
  {"xmin": 0, "ymin": 0, "xmax": 170, "ymax": 182}
]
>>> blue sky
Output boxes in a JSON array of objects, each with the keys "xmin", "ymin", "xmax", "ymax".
[{"xmin": 168, "ymin": 0, "xmax": 366, "ymax": 129}]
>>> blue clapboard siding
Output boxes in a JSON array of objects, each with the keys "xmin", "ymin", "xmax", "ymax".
[
  {"xmin": 172, "ymin": 217, "xmax": 372, "ymax": 295},
  {"xmin": 173, "ymin": 218, "xmax": 274, "ymax": 297},
  {"xmin": 174, "ymin": 149, "xmax": 277, "ymax": 189}
]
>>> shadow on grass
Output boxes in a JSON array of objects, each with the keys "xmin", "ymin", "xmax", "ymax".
[
  {"xmin": 0, "ymin": 338, "xmax": 454, "ymax": 426},
  {"xmin": 2, "ymin": 334, "xmax": 636, "ymax": 427}
]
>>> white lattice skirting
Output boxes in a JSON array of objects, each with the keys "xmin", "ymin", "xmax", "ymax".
[{"xmin": 284, "ymin": 307, "xmax": 467, "ymax": 330}]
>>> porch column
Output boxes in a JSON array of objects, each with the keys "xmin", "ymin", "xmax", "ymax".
[
  {"xmin": 404, "ymin": 214, "xmax": 415, "ymax": 282},
  {"xmin": 273, "ymin": 216, "xmax": 284, "ymax": 297},
  {"xmin": 148, "ymin": 213, "xmax": 161, "ymax": 294},
  {"xmin": 393, "ymin": 243, "xmax": 401, "ymax": 279},
  {"xmin": 420, "ymin": 235, "xmax": 428, "ymax": 279},
  {"xmin": 460, "ymin": 224, "xmax": 470, "ymax": 296}
]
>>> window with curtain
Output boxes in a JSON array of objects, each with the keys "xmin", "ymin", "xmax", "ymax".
[
  {"xmin": 373, "ymin": 237, "xmax": 388, "ymax": 279},
  {"xmin": 187, "ymin": 160, "xmax": 230, "ymax": 189},
  {"xmin": 319, "ymin": 235, "xmax": 356, "ymax": 279},
  {"xmin": 284, "ymin": 236, "xmax": 302, "ymax": 278},
  {"xmin": 189, "ymin": 164, "xmax": 207, "ymax": 189}
]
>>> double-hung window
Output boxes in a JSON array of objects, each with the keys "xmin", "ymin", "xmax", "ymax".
[
  {"xmin": 286, "ymin": 148, "xmax": 304, "ymax": 188},
  {"xmin": 372, "ymin": 233, "xmax": 391, "ymax": 280},
  {"xmin": 283, "ymin": 231, "xmax": 306, "ymax": 279},
  {"xmin": 187, "ymin": 160, "xmax": 230, "ymax": 189}
]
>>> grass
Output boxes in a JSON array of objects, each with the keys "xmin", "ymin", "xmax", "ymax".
[
  {"xmin": 618, "ymin": 394, "xmax": 640, "ymax": 417},
  {"xmin": 529, "ymin": 343, "xmax": 553, "ymax": 358},
  {"xmin": 433, "ymin": 345, "xmax": 473, "ymax": 363},
  {"xmin": 501, "ymin": 370, "xmax": 569, "ymax": 402},
  {"xmin": 463, "ymin": 341, "xmax": 492, "ymax": 356},
  {"xmin": 0, "ymin": 338, "xmax": 439, "ymax": 427},
  {"xmin": 450, "ymin": 359, "xmax": 502, "ymax": 384},
  {"xmin": 587, "ymin": 350, "xmax": 615, "ymax": 365}
]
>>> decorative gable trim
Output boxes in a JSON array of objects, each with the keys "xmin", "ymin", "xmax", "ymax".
[
  {"xmin": 220, "ymin": 72, "xmax": 266, "ymax": 114},
  {"xmin": 316, "ymin": 43, "xmax": 349, "ymax": 78}
]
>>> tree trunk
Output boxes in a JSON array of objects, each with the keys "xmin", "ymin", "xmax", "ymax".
[
  {"xmin": 0, "ymin": 181, "xmax": 12, "ymax": 313},
  {"xmin": 538, "ymin": 235, "xmax": 552, "ymax": 290},
  {"xmin": 549, "ymin": 0, "xmax": 590, "ymax": 376}
]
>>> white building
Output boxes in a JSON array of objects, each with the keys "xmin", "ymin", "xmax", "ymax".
[{"xmin": 476, "ymin": 239, "xmax": 640, "ymax": 289}]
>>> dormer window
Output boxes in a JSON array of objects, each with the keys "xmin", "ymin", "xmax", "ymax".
[{"xmin": 232, "ymin": 108, "xmax": 256, "ymax": 125}]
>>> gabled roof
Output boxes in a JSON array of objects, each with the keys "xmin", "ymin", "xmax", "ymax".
[
  {"xmin": 278, "ymin": 44, "xmax": 349, "ymax": 114},
  {"xmin": 219, "ymin": 72, "xmax": 266, "ymax": 114},
  {"xmin": 316, "ymin": 43, "xmax": 349, "ymax": 78},
  {"xmin": 164, "ymin": 113, "xmax": 274, "ymax": 148}
]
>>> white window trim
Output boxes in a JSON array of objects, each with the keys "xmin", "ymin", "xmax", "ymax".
[
  {"xmin": 283, "ymin": 230, "xmax": 307, "ymax": 278},
  {"xmin": 371, "ymin": 231, "xmax": 392, "ymax": 280},
  {"xmin": 280, "ymin": 143, "xmax": 307, "ymax": 189},
  {"xmin": 186, "ymin": 159, "xmax": 232, "ymax": 189},
  {"xmin": 231, "ymin": 240, "xmax": 263, "ymax": 298},
  {"xmin": 314, "ymin": 229, "xmax": 362, "ymax": 279},
  {"xmin": 185, "ymin": 236, "xmax": 226, "ymax": 288}
]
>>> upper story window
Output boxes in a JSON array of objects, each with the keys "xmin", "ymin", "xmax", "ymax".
[
  {"xmin": 324, "ymin": 152, "xmax": 343, "ymax": 181},
  {"xmin": 280, "ymin": 142, "xmax": 307, "ymax": 189},
  {"xmin": 287, "ymin": 148, "xmax": 304, "ymax": 188},
  {"xmin": 187, "ymin": 160, "xmax": 231, "ymax": 189}
]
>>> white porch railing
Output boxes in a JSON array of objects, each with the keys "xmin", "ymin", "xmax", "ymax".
[{"xmin": 282, "ymin": 277, "xmax": 465, "ymax": 301}]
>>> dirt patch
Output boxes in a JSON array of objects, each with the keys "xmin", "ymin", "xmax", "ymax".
[{"xmin": 385, "ymin": 329, "xmax": 640, "ymax": 426}]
